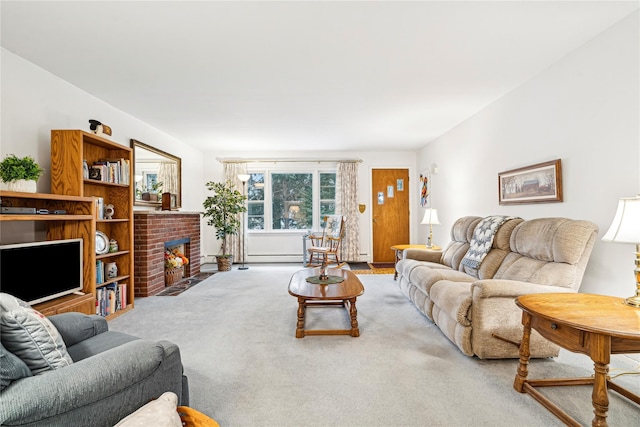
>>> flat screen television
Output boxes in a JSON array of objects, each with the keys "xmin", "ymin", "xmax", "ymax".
[{"xmin": 0, "ymin": 238, "xmax": 83, "ymax": 305}]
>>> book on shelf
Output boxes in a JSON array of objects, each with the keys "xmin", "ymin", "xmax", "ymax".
[
  {"xmin": 95, "ymin": 197, "xmax": 104, "ymax": 220},
  {"xmin": 95, "ymin": 282, "xmax": 127, "ymax": 317},
  {"xmin": 96, "ymin": 260, "xmax": 104, "ymax": 284},
  {"xmin": 90, "ymin": 158, "xmax": 130, "ymax": 185}
]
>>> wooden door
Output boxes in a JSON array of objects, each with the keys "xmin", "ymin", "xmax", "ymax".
[{"xmin": 371, "ymin": 169, "xmax": 410, "ymax": 262}]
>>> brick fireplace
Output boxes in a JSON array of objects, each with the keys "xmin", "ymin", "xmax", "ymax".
[{"xmin": 133, "ymin": 211, "xmax": 201, "ymax": 297}]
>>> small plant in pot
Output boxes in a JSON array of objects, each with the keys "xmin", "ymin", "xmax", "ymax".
[
  {"xmin": 0, "ymin": 154, "xmax": 44, "ymax": 193},
  {"xmin": 203, "ymin": 180, "xmax": 247, "ymax": 271}
]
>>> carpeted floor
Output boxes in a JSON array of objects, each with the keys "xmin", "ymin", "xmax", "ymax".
[{"xmin": 110, "ymin": 265, "xmax": 640, "ymax": 426}]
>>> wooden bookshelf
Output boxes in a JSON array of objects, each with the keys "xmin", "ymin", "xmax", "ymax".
[
  {"xmin": 0, "ymin": 191, "xmax": 96, "ymax": 315},
  {"xmin": 50, "ymin": 130, "xmax": 134, "ymax": 319}
]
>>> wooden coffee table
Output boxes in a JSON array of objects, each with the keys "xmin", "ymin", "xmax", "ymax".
[
  {"xmin": 514, "ymin": 293, "xmax": 640, "ymax": 427},
  {"xmin": 288, "ymin": 268, "xmax": 364, "ymax": 338}
]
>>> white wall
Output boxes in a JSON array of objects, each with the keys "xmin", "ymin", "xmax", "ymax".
[
  {"xmin": 416, "ymin": 12, "xmax": 639, "ymax": 298},
  {"xmin": 0, "ymin": 48, "xmax": 204, "ymax": 212},
  {"xmin": 0, "ymin": 47, "xmax": 417, "ymax": 265},
  {"xmin": 201, "ymin": 150, "xmax": 417, "ymax": 263}
]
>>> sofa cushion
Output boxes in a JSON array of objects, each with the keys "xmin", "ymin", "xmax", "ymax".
[
  {"xmin": 495, "ymin": 218, "xmax": 599, "ymax": 288},
  {"xmin": 67, "ymin": 330, "xmax": 140, "ymax": 362},
  {"xmin": 460, "ymin": 217, "xmax": 523, "ymax": 280},
  {"xmin": 0, "ymin": 341, "xmax": 32, "ymax": 391},
  {"xmin": 410, "ymin": 267, "xmax": 475, "ymax": 296},
  {"xmin": 0, "ymin": 293, "xmax": 73, "ymax": 375},
  {"xmin": 440, "ymin": 216, "xmax": 482, "ymax": 270}
]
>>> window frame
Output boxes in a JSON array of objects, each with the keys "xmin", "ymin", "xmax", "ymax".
[{"xmin": 246, "ymin": 165, "xmax": 336, "ymax": 233}]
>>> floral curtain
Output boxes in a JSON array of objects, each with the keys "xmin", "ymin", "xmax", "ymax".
[
  {"xmin": 336, "ymin": 161, "xmax": 360, "ymax": 262},
  {"xmin": 157, "ymin": 162, "xmax": 178, "ymax": 195},
  {"xmin": 224, "ymin": 162, "xmax": 248, "ymax": 263}
]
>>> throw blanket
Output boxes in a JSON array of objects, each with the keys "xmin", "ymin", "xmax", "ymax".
[{"xmin": 461, "ymin": 215, "xmax": 519, "ymax": 269}]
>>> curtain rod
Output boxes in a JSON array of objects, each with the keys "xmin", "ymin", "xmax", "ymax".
[{"xmin": 217, "ymin": 158, "xmax": 362, "ymax": 164}]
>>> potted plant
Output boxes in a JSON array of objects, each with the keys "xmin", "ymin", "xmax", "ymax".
[
  {"xmin": 203, "ymin": 180, "xmax": 247, "ymax": 271},
  {"xmin": 0, "ymin": 154, "xmax": 44, "ymax": 193}
]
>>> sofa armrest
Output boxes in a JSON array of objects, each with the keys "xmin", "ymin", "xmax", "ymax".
[
  {"xmin": 471, "ymin": 279, "xmax": 576, "ymax": 299},
  {"xmin": 469, "ymin": 279, "xmax": 569, "ymax": 359},
  {"xmin": 0, "ymin": 339, "xmax": 182, "ymax": 426},
  {"xmin": 48, "ymin": 312, "xmax": 109, "ymax": 348},
  {"xmin": 403, "ymin": 248, "xmax": 442, "ymax": 263}
]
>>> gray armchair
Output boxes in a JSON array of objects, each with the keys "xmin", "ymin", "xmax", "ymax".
[{"xmin": 0, "ymin": 312, "xmax": 188, "ymax": 427}]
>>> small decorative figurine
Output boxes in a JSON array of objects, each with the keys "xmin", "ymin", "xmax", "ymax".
[
  {"xmin": 319, "ymin": 260, "xmax": 329, "ymax": 281},
  {"xmin": 108, "ymin": 239, "xmax": 119, "ymax": 253},
  {"xmin": 104, "ymin": 204, "xmax": 114, "ymax": 220},
  {"xmin": 89, "ymin": 119, "xmax": 112, "ymax": 137}
]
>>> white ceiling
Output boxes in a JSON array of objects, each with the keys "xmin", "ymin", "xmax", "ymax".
[{"xmin": 2, "ymin": 1, "xmax": 638, "ymax": 152}]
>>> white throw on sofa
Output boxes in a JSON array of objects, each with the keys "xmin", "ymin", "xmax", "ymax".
[{"xmin": 396, "ymin": 216, "xmax": 599, "ymax": 359}]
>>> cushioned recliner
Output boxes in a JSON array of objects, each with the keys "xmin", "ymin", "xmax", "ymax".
[
  {"xmin": 396, "ymin": 216, "xmax": 598, "ymax": 359},
  {"xmin": 0, "ymin": 307, "xmax": 188, "ymax": 427}
]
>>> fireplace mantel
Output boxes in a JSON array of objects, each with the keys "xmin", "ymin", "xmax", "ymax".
[{"xmin": 133, "ymin": 212, "xmax": 201, "ymax": 296}]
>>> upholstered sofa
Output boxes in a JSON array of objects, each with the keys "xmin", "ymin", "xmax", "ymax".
[
  {"xmin": 396, "ymin": 216, "xmax": 599, "ymax": 359},
  {"xmin": 0, "ymin": 300, "xmax": 188, "ymax": 427}
]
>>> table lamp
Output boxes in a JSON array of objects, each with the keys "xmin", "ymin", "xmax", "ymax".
[
  {"xmin": 602, "ymin": 195, "xmax": 640, "ymax": 307},
  {"xmin": 421, "ymin": 208, "xmax": 441, "ymax": 250}
]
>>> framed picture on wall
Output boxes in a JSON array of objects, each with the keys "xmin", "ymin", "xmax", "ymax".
[{"xmin": 498, "ymin": 159, "xmax": 563, "ymax": 205}]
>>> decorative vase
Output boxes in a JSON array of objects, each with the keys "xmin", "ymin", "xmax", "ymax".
[
  {"xmin": 7, "ymin": 179, "xmax": 37, "ymax": 193},
  {"xmin": 165, "ymin": 266, "xmax": 184, "ymax": 285},
  {"xmin": 216, "ymin": 256, "xmax": 233, "ymax": 272},
  {"xmin": 105, "ymin": 262, "xmax": 118, "ymax": 279}
]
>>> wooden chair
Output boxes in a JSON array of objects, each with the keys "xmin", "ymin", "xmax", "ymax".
[{"xmin": 306, "ymin": 215, "xmax": 346, "ymax": 267}]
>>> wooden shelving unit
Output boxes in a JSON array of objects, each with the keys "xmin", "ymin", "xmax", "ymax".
[
  {"xmin": 0, "ymin": 191, "xmax": 96, "ymax": 315},
  {"xmin": 50, "ymin": 129, "xmax": 134, "ymax": 320}
]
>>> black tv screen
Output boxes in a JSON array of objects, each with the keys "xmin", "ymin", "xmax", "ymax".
[{"xmin": 0, "ymin": 238, "xmax": 83, "ymax": 305}]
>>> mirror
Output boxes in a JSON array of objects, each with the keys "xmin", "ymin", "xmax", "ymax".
[{"xmin": 130, "ymin": 139, "xmax": 182, "ymax": 208}]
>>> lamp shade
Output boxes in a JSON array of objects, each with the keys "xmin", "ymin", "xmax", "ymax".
[
  {"xmin": 602, "ymin": 196, "xmax": 640, "ymax": 244},
  {"xmin": 420, "ymin": 208, "xmax": 440, "ymax": 225},
  {"xmin": 237, "ymin": 174, "xmax": 250, "ymax": 183}
]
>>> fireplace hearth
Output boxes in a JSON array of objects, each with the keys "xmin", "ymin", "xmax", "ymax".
[{"xmin": 134, "ymin": 211, "xmax": 201, "ymax": 297}]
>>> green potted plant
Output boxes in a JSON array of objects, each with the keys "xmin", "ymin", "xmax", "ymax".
[
  {"xmin": 0, "ymin": 154, "xmax": 44, "ymax": 193},
  {"xmin": 203, "ymin": 180, "xmax": 247, "ymax": 271}
]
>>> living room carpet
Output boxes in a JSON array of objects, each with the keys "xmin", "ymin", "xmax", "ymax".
[{"xmin": 110, "ymin": 265, "xmax": 639, "ymax": 427}]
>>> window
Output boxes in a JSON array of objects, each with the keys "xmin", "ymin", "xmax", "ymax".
[
  {"xmin": 247, "ymin": 173, "xmax": 265, "ymax": 230},
  {"xmin": 319, "ymin": 172, "xmax": 336, "ymax": 221},
  {"xmin": 272, "ymin": 173, "xmax": 312, "ymax": 230},
  {"xmin": 246, "ymin": 169, "xmax": 336, "ymax": 231}
]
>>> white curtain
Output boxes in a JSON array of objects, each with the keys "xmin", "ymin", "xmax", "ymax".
[
  {"xmin": 224, "ymin": 162, "xmax": 248, "ymax": 263},
  {"xmin": 336, "ymin": 161, "xmax": 360, "ymax": 262}
]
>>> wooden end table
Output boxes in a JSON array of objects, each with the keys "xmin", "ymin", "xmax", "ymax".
[
  {"xmin": 514, "ymin": 293, "xmax": 640, "ymax": 427},
  {"xmin": 391, "ymin": 244, "xmax": 439, "ymax": 280},
  {"xmin": 288, "ymin": 268, "xmax": 364, "ymax": 338}
]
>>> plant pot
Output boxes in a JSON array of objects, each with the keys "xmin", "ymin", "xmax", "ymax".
[
  {"xmin": 216, "ymin": 255, "xmax": 233, "ymax": 272},
  {"xmin": 165, "ymin": 266, "xmax": 184, "ymax": 285},
  {"xmin": 7, "ymin": 179, "xmax": 37, "ymax": 193}
]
